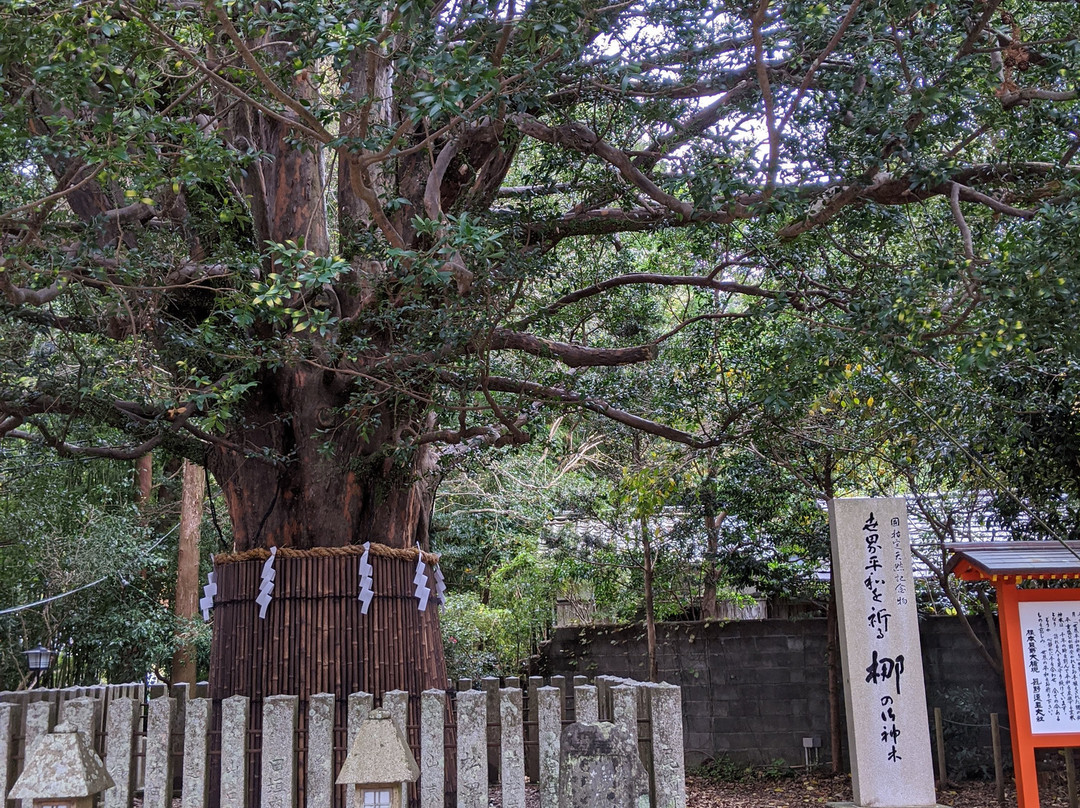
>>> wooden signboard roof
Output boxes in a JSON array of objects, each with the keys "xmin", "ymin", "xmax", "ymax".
[{"xmin": 945, "ymin": 541, "xmax": 1080, "ymax": 581}]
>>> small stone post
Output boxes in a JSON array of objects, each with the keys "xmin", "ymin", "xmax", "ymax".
[
  {"xmin": 21, "ymin": 696, "xmax": 54, "ymax": 808},
  {"xmin": 383, "ymin": 690, "xmax": 410, "ymax": 802},
  {"xmin": 58, "ymin": 697, "xmax": 99, "ymax": 748},
  {"xmin": 170, "ymin": 683, "xmax": 189, "ymax": 774},
  {"xmin": 456, "ymin": 689, "xmax": 488, "ymax": 808},
  {"xmin": 143, "ymin": 696, "xmax": 175, "ymax": 808},
  {"xmin": 649, "ymin": 684, "xmax": 686, "ymax": 808},
  {"xmin": 308, "ymin": 693, "xmax": 336, "ymax": 808},
  {"xmin": 574, "ymin": 685, "xmax": 598, "ymax": 724},
  {"xmin": 219, "ymin": 695, "xmax": 249, "ymax": 808},
  {"xmin": 182, "ymin": 698, "xmax": 211, "ymax": 808},
  {"xmin": 500, "ymin": 688, "xmax": 525, "ymax": 808},
  {"xmin": 382, "ymin": 691, "xmax": 409, "ymax": 737},
  {"xmin": 420, "ymin": 690, "xmax": 445, "ymax": 808},
  {"xmin": 536, "ymin": 686, "xmax": 561, "ymax": 808},
  {"xmin": 549, "ymin": 676, "xmax": 567, "ymax": 719},
  {"xmin": 23, "ymin": 699, "xmax": 53, "ymax": 752},
  {"xmin": 348, "ymin": 691, "xmax": 374, "ymax": 744},
  {"xmin": 611, "ymin": 685, "xmax": 638, "ymax": 748},
  {"xmin": 261, "ymin": 695, "xmax": 298, "ymax": 808},
  {"xmin": 103, "ymin": 697, "xmax": 139, "ymax": 808},
  {"xmin": 345, "ymin": 692, "xmax": 374, "ymax": 808},
  {"xmin": 0, "ymin": 703, "xmax": 17, "ymax": 806}
]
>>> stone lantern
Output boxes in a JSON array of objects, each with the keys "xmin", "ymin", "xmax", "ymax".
[
  {"xmin": 8, "ymin": 722, "xmax": 113, "ymax": 808},
  {"xmin": 336, "ymin": 708, "xmax": 420, "ymax": 808}
]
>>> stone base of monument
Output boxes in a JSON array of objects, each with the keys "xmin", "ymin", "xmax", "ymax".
[{"xmin": 826, "ymin": 802, "xmax": 951, "ymax": 808}]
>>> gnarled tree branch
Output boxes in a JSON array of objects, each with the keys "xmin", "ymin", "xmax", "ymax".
[{"xmin": 488, "ymin": 328, "xmax": 657, "ymax": 368}]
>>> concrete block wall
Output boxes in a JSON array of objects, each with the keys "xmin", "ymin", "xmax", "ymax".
[{"xmin": 539, "ymin": 616, "xmax": 1008, "ymax": 772}]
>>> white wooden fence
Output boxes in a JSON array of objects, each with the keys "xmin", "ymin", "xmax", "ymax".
[{"xmin": 0, "ymin": 675, "xmax": 685, "ymax": 808}]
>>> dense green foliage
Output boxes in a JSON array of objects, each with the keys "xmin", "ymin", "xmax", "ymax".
[
  {"xmin": 1, "ymin": 0, "xmax": 1078, "ymax": 684},
  {"xmin": 0, "ymin": 446, "xmax": 219, "ymax": 689}
]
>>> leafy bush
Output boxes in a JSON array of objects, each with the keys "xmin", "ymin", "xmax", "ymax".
[
  {"xmin": 692, "ymin": 756, "xmax": 793, "ymax": 783},
  {"xmin": 439, "ymin": 592, "xmax": 507, "ymax": 681}
]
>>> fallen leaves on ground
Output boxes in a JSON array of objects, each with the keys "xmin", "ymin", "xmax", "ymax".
[{"xmin": 687, "ymin": 771, "xmax": 1077, "ymax": 808}]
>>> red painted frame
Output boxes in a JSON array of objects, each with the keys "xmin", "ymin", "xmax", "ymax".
[
  {"xmin": 996, "ymin": 584, "xmax": 1080, "ymax": 808},
  {"xmin": 950, "ymin": 559, "xmax": 1080, "ymax": 808}
]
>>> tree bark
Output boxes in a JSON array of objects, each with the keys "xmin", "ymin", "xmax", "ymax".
[
  {"xmin": 642, "ymin": 514, "xmax": 658, "ymax": 682},
  {"xmin": 824, "ymin": 477, "xmax": 844, "ymax": 774},
  {"xmin": 826, "ymin": 581, "xmax": 843, "ymax": 774},
  {"xmin": 172, "ymin": 459, "xmax": 205, "ymax": 686},
  {"xmin": 135, "ymin": 454, "xmax": 153, "ymax": 505},
  {"xmin": 701, "ymin": 511, "xmax": 726, "ymax": 620},
  {"xmin": 206, "ymin": 366, "xmax": 438, "ymax": 552}
]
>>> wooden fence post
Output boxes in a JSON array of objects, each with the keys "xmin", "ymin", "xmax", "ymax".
[{"xmin": 934, "ymin": 707, "xmax": 947, "ymax": 789}]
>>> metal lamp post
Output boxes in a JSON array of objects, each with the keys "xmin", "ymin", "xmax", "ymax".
[{"xmin": 22, "ymin": 645, "xmax": 54, "ymax": 688}]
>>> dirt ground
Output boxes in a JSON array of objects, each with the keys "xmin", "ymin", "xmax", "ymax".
[
  {"xmin": 144, "ymin": 773, "xmax": 1077, "ymax": 807},
  {"xmin": 492, "ymin": 771, "xmax": 1077, "ymax": 807},
  {"xmin": 685, "ymin": 770, "xmax": 1078, "ymax": 808}
]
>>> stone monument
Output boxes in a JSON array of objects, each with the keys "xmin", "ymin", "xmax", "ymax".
[
  {"xmin": 829, "ymin": 497, "xmax": 940, "ymax": 808},
  {"xmin": 557, "ymin": 722, "xmax": 649, "ymax": 808}
]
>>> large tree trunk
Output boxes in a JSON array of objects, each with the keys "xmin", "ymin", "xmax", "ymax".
[{"xmin": 208, "ymin": 366, "xmax": 438, "ymax": 552}]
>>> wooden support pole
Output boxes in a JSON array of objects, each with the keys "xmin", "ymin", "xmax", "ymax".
[
  {"xmin": 934, "ymin": 707, "xmax": 947, "ymax": 789},
  {"xmin": 991, "ymin": 713, "xmax": 1005, "ymax": 808},
  {"xmin": 1066, "ymin": 748, "xmax": 1078, "ymax": 808}
]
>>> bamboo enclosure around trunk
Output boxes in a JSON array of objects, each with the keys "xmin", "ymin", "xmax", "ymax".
[{"xmin": 207, "ymin": 550, "xmax": 450, "ymax": 807}]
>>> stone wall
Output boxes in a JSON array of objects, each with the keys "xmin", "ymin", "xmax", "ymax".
[{"xmin": 537, "ymin": 616, "xmax": 1009, "ymax": 772}]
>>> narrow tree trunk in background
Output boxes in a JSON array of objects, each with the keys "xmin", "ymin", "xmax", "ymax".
[
  {"xmin": 701, "ymin": 511, "xmax": 726, "ymax": 620},
  {"xmin": 135, "ymin": 454, "xmax": 153, "ymax": 504},
  {"xmin": 172, "ymin": 459, "xmax": 205, "ymax": 686},
  {"xmin": 642, "ymin": 514, "xmax": 658, "ymax": 683},
  {"xmin": 827, "ymin": 581, "xmax": 843, "ymax": 773},
  {"xmin": 822, "ymin": 476, "xmax": 844, "ymax": 774}
]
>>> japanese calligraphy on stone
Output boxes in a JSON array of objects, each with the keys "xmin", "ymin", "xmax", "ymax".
[
  {"xmin": 1018, "ymin": 601, "xmax": 1080, "ymax": 734},
  {"xmin": 829, "ymin": 496, "xmax": 936, "ymax": 808},
  {"xmin": 860, "ymin": 511, "xmax": 907, "ymax": 762}
]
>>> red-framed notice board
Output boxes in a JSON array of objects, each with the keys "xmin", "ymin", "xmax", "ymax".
[{"xmin": 947, "ymin": 541, "xmax": 1080, "ymax": 808}]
